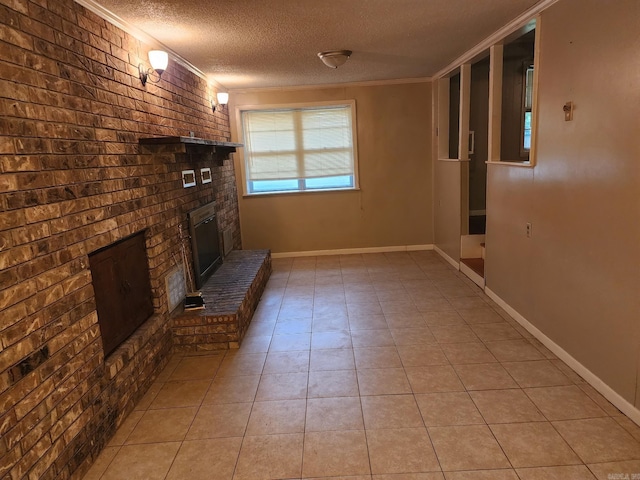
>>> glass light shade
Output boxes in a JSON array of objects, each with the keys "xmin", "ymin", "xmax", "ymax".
[
  {"xmin": 318, "ymin": 50, "xmax": 352, "ymax": 69},
  {"xmin": 148, "ymin": 50, "xmax": 168, "ymax": 74},
  {"xmin": 216, "ymin": 92, "xmax": 229, "ymax": 105}
]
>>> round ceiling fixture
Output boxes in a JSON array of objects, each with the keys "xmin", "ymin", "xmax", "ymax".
[{"xmin": 317, "ymin": 50, "xmax": 352, "ymax": 69}]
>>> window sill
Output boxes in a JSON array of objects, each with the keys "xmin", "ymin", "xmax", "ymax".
[
  {"xmin": 243, "ymin": 187, "xmax": 361, "ymax": 198},
  {"xmin": 486, "ymin": 160, "xmax": 535, "ymax": 167}
]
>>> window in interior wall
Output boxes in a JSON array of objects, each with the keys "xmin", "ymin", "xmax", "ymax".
[
  {"xmin": 241, "ymin": 103, "xmax": 358, "ymax": 195},
  {"xmin": 500, "ymin": 28, "xmax": 535, "ymax": 162},
  {"xmin": 448, "ymin": 72, "xmax": 461, "ymax": 159},
  {"xmin": 522, "ymin": 64, "xmax": 534, "ymax": 152}
]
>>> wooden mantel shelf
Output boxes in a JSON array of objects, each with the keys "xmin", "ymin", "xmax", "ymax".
[
  {"xmin": 139, "ymin": 136, "xmax": 242, "ymax": 163},
  {"xmin": 139, "ymin": 136, "xmax": 242, "ymax": 149}
]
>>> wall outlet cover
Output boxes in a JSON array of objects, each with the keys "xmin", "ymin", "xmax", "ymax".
[{"xmin": 165, "ymin": 265, "xmax": 186, "ymax": 312}]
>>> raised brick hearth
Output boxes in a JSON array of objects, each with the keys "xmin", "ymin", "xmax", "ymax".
[{"xmin": 173, "ymin": 250, "xmax": 272, "ymax": 351}]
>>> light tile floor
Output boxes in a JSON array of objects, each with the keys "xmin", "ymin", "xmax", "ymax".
[{"xmin": 84, "ymin": 251, "xmax": 640, "ymax": 480}]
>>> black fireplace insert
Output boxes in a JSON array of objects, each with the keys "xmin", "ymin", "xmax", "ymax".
[{"xmin": 188, "ymin": 202, "xmax": 222, "ymax": 289}]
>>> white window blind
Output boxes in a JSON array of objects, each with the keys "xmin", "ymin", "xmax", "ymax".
[{"xmin": 241, "ymin": 104, "xmax": 356, "ymax": 193}]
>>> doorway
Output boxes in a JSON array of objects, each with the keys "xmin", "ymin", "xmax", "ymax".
[{"xmin": 460, "ymin": 56, "xmax": 490, "ymax": 287}]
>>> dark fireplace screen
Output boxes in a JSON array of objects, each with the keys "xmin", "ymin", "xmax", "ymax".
[{"xmin": 188, "ymin": 202, "xmax": 222, "ymax": 289}]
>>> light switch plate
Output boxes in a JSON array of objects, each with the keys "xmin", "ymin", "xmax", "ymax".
[
  {"xmin": 200, "ymin": 167, "xmax": 212, "ymax": 184},
  {"xmin": 182, "ymin": 169, "xmax": 196, "ymax": 188},
  {"xmin": 165, "ymin": 265, "xmax": 186, "ymax": 312}
]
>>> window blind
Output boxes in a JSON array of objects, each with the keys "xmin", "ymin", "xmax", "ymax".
[{"xmin": 242, "ymin": 105, "xmax": 354, "ymax": 182}]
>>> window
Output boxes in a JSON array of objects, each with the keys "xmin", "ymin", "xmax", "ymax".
[
  {"xmin": 499, "ymin": 27, "xmax": 536, "ymax": 162},
  {"xmin": 522, "ymin": 64, "xmax": 534, "ymax": 151},
  {"xmin": 241, "ymin": 103, "xmax": 358, "ymax": 194}
]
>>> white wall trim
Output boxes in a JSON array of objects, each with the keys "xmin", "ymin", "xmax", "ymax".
[
  {"xmin": 485, "ymin": 287, "xmax": 640, "ymax": 427},
  {"xmin": 73, "ymin": 0, "xmax": 224, "ymax": 89},
  {"xmin": 460, "ymin": 262, "xmax": 485, "ymax": 289},
  {"xmin": 230, "ymin": 76, "xmax": 432, "ymax": 94},
  {"xmin": 271, "ymin": 244, "xmax": 433, "ymax": 259},
  {"xmin": 406, "ymin": 244, "xmax": 433, "ymax": 252},
  {"xmin": 433, "ymin": 0, "xmax": 560, "ymax": 79},
  {"xmin": 434, "ymin": 246, "xmax": 460, "ymax": 270}
]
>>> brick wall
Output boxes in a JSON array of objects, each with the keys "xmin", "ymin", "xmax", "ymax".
[{"xmin": 0, "ymin": 0, "xmax": 241, "ymax": 478}]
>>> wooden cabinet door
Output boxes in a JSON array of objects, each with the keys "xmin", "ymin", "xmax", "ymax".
[{"xmin": 89, "ymin": 232, "xmax": 154, "ymax": 356}]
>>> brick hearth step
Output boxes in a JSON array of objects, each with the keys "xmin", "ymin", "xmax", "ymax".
[{"xmin": 172, "ymin": 249, "xmax": 271, "ymax": 351}]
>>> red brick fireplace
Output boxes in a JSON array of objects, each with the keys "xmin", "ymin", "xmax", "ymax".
[{"xmin": 0, "ymin": 1, "xmax": 243, "ymax": 478}]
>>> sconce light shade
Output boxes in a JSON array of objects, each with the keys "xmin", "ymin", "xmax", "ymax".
[
  {"xmin": 148, "ymin": 50, "xmax": 168, "ymax": 74},
  {"xmin": 216, "ymin": 92, "xmax": 229, "ymax": 105},
  {"xmin": 211, "ymin": 92, "xmax": 229, "ymax": 113},
  {"xmin": 317, "ymin": 50, "xmax": 352, "ymax": 69},
  {"xmin": 139, "ymin": 50, "xmax": 169, "ymax": 86}
]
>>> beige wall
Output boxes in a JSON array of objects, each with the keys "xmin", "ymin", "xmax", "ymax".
[
  {"xmin": 432, "ymin": 77, "xmax": 462, "ymax": 263},
  {"xmin": 229, "ymin": 82, "xmax": 433, "ymax": 253},
  {"xmin": 434, "ymin": 158, "xmax": 462, "ymax": 262},
  {"xmin": 486, "ymin": 0, "xmax": 640, "ymax": 404}
]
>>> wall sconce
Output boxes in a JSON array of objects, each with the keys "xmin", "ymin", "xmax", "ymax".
[
  {"xmin": 211, "ymin": 92, "xmax": 229, "ymax": 113},
  {"xmin": 217, "ymin": 92, "xmax": 229, "ymax": 105},
  {"xmin": 139, "ymin": 50, "xmax": 168, "ymax": 86}
]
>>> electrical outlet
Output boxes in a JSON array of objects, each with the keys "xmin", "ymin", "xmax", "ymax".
[
  {"xmin": 526, "ymin": 223, "xmax": 532, "ymax": 238},
  {"xmin": 165, "ymin": 265, "xmax": 186, "ymax": 312}
]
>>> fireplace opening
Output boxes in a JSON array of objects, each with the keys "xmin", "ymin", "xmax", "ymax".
[
  {"xmin": 89, "ymin": 231, "xmax": 154, "ymax": 356},
  {"xmin": 188, "ymin": 202, "xmax": 222, "ymax": 289}
]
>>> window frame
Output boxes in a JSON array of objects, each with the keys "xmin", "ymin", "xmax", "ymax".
[
  {"xmin": 236, "ymin": 100, "xmax": 360, "ymax": 197},
  {"xmin": 520, "ymin": 62, "xmax": 535, "ymax": 157},
  {"xmin": 487, "ymin": 20, "xmax": 540, "ymax": 167}
]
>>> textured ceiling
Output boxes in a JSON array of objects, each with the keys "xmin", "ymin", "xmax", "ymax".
[{"xmin": 90, "ymin": 0, "xmax": 542, "ymax": 90}]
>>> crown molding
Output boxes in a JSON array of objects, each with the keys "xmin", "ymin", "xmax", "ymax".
[
  {"xmin": 73, "ymin": 0, "xmax": 225, "ymax": 90},
  {"xmin": 230, "ymin": 76, "xmax": 433, "ymax": 94},
  {"xmin": 433, "ymin": 0, "xmax": 561, "ymax": 78}
]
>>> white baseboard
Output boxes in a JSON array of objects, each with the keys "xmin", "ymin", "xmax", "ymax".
[
  {"xmin": 485, "ymin": 287, "xmax": 640, "ymax": 427},
  {"xmin": 460, "ymin": 262, "xmax": 485, "ymax": 289},
  {"xmin": 271, "ymin": 244, "xmax": 434, "ymax": 259},
  {"xmin": 406, "ymin": 244, "xmax": 434, "ymax": 252},
  {"xmin": 434, "ymin": 245, "xmax": 460, "ymax": 269}
]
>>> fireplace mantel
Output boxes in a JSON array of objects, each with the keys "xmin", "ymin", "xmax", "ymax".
[{"xmin": 139, "ymin": 136, "xmax": 243, "ymax": 163}]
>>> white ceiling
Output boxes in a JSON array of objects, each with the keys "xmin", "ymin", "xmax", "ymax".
[{"xmin": 88, "ymin": 0, "xmax": 542, "ymax": 90}]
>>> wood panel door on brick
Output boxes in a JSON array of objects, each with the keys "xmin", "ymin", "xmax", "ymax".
[{"xmin": 89, "ymin": 231, "xmax": 154, "ymax": 357}]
